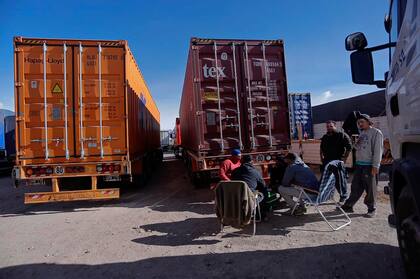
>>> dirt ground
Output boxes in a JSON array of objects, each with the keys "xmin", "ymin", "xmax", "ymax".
[{"xmin": 0, "ymin": 155, "xmax": 405, "ymax": 279}]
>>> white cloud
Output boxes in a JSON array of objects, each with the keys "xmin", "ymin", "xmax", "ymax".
[
  {"xmin": 308, "ymin": 83, "xmax": 377, "ymax": 106},
  {"xmin": 323, "ymin": 90, "xmax": 332, "ymax": 100}
]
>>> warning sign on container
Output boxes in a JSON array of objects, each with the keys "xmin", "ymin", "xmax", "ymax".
[{"xmin": 52, "ymin": 83, "xmax": 63, "ymax": 93}]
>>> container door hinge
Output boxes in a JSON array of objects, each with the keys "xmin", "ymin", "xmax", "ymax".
[
  {"xmin": 16, "ymin": 116, "xmax": 24, "ymax": 121},
  {"xmin": 15, "ymin": 48, "xmax": 23, "ymax": 53},
  {"xmin": 193, "ymin": 78, "xmax": 200, "ymax": 83},
  {"xmin": 15, "ymin": 82, "xmax": 24, "ymax": 87},
  {"xmin": 196, "ymin": 111, "xmax": 204, "ymax": 116}
]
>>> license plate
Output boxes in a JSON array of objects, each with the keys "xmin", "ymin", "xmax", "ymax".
[
  {"xmin": 26, "ymin": 179, "xmax": 45, "ymax": 186},
  {"xmin": 103, "ymin": 175, "xmax": 121, "ymax": 182}
]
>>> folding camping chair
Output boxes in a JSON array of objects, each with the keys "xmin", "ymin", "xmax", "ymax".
[
  {"xmin": 291, "ymin": 171, "xmax": 351, "ymax": 231},
  {"xmin": 215, "ymin": 181, "xmax": 264, "ymax": 236}
]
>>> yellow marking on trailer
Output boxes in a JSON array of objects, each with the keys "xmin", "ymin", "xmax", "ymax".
[{"xmin": 52, "ymin": 83, "xmax": 63, "ymax": 93}]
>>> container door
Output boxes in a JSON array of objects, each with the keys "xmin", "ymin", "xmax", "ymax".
[
  {"xmin": 17, "ymin": 44, "xmax": 74, "ymax": 159},
  {"xmin": 196, "ymin": 43, "xmax": 243, "ymax": 152},
  {"xmin": 240, "ymin": 42, "xmax": 290, "ymax": 150},
  {"xmin": 74, "ymin": 45, "xmax": 127, "ymax": 158}
]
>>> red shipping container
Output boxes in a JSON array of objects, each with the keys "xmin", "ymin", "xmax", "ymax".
[{"xmin": 179, "ymin": 38, "xmax": 290, "ymax": 183}]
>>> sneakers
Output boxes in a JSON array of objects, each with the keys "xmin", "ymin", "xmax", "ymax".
[
  {"xmin": 365, "ymin": 210, "xmax": 376, "ymax": 218},
  {"xmin": 341, "ymin": 205, "xmax": 354, "ymax": 213}
]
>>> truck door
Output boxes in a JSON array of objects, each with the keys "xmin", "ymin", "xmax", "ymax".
[
  {"xmin": 196, "ymin": 42, "xmax": 244, "ymax": 152},
  {"xmin": 16, "ymin": 43, "xmax": 75, "ymax": 160},
  {"xmin": 74, "ymin": 44, "xmax": 127, "ymax": 158},
  {"xmin": 240, "ymin": 42, "xmax": 290, "ymax": 150}
]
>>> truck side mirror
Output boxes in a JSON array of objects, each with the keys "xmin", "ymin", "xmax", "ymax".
[
  {"xmin": 350, "ymin": 50, "xmax": 386, "ymax": 88},
  {"xmin": 350, "ymin": 50, "xmax": 374, "ymax": 84},
  {"xmin": 345, "ymin": 32, "xmax": 368, "ymax": 51}
]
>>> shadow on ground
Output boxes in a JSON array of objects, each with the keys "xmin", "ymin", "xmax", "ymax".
[
  {"xmin": 0, "ymin": 243, "xmax": 404, "ymax": 279},
  {"xmin": 0, "ymin": 159, "xmax": 215, "ymax": 216}
]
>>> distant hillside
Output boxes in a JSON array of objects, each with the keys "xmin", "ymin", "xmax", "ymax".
[{"xmin": 0, "ymin": 109, "xmax": 15, "ymax": 149}]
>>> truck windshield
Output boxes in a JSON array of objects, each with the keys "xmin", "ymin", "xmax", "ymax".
[
  {"xmin": 390, "ymin": 0, "xmax": 408, "ymax": 41},
  {"xmin": 389, "ymin": 0, "xmax": 407, "ymax": 58}
]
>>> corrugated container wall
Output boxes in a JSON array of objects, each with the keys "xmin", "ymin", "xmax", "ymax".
[
  {"xmin": 14, "ymin": 37, "xmax": 159, "ymax": 171},
  {"xmin": 180, "ymin": 38, "xmax": 290, "ymax": 156}
]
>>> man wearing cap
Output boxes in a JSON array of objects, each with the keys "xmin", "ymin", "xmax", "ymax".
[
  {"xmin": 342, "ymin": 114, "xmax": 383, "ymax": 217},
  {"xmin": 219, "ymin": 149, "xmax": 242, "ymax": 181}
]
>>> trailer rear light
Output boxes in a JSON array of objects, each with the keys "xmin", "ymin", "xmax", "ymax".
[
  {"xmin": 265, "ymin": 155, "xmax": 272, "ymax": 161},
  {"xmin": 207, "ymin": 160, "xmax": 215, "ymax": 167},
  {"xmin": 97, "ymin": 163, "xmax": 120, "ymax": 173},
  {"xmin": 26, "ymin": 168, "xmax": 33, "ymax": 177}
]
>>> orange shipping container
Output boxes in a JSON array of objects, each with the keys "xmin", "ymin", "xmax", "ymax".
[{"xmin": 13, "ymin": 37, "xmax": 161, "ymax": 203}]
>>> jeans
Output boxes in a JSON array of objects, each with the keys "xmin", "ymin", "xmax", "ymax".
[
  {"xmin": 344, "ymin": 165, "xmax": 378, "ymax": 211},
  {"xmin": 277, "ymin": 185, "xmax": 305, "ymax": 208}
]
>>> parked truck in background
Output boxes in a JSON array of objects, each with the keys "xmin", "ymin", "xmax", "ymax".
[
  {"xmin": 160, "ymin": 130, "xmax": 174, "ymax": 152},
  {"xmin": 173, "ymin": 117, "xmax": 182, "ymax": 158},
  {"xmin": 4, "ymin": 115, "xmax": 16, "ymax": 172},
  {"xmin": 13, "ymin": 37, "xmax": 161, "ymax": 203},
  {"xmin": 179, "ymin": 38, "xmax": 290, "ymax": 185},
  {"xmin": 344, "ymin": 0, "xmax": 419, "ymax": 276}
]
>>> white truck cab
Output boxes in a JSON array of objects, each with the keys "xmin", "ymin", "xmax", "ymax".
[{"xmin": 345, "ymin": 0, "xmax": 419, "ymax": 277}]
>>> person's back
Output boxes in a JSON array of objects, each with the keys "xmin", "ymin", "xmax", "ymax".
[
  {"xmin": 282, "ymin": 156, "xmax": 319, "ymax": 191},
  {"xmin": 231, "ymin": 162, "xmax": 264, "ymax": 192}
]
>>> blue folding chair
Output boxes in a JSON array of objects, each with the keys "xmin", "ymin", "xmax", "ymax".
[{"xmin": 291, "ymin": 169, "xmax": 351, "ymax": 231}]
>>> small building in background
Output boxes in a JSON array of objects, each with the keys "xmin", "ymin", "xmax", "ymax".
[{"xmin": 311, "ymin": 90, "xmax": 388, "ymax": 139}]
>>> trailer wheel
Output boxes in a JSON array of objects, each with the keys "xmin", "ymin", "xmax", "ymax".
[{"xmin": 396, "ymin": 186, "xmax": 420, "ymax": 278}]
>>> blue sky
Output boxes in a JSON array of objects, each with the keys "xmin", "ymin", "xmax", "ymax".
[{"xmin": 0, "ymin": 0, "xmax": 390, "ymax": 129}]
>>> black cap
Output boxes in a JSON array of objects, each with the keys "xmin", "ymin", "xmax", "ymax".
[{"xmin": 242, "ymin": 155, "xmax": 252, "ymax": 163}]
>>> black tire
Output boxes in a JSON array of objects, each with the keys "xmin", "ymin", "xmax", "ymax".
[{"xmin": 395, "ymin": 186, "xmax": 420, "ymax": 278}]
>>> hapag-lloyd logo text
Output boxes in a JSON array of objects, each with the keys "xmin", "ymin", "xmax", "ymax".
[{"xmin": 202, "ymin": 64, "xmax": 226, "ymax": 78}]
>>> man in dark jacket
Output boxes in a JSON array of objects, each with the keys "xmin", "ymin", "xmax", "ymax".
[
  {"xmin": 231, "ymin": 155, "xmax": 270, "ymax": 219},
  {"xmin": 320, "ymin": 120, "xmax": 352, "ymax": 167},
  {"xmin": 320, "ymin": 120, "xmax": 352, "ymax": 202}
]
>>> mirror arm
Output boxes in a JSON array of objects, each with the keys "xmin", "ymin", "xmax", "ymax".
[{"xmin": 366, "ymin": 42, "xmax": 396, "ymax": 52}]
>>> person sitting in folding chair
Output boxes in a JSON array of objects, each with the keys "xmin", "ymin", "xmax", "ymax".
[
  {"xmin": 277, "ymin": 153, "xmax": 319, "ymax": 216},
  {"xmin": 231, "ymin": 155, "xmax": 272, "ymax": 221}
]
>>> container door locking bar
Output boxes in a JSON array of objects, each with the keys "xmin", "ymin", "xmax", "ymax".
[
  {"xmin": 244, "ymin": 42, "xmax": 256, "ymax": 149},
  {"xmin": 98, "ymin": 44, "xmax": 104, "ymax": 158},
  {"xmin": 231, "ymin": 43, "xmax": 243, "ymax": 150},
  {"xmin": 213, "ymin": 41, "xmax": 224, "ymax": 150},
  {"xmin": 79, "ymin": 43, "xmax": 85, "ymax": 158},
  {"xmin": 43, "ymin": 43, "xmax": 49, "ymax": 160},
  {"xmin": 63, "ymin": 43, "xmax": 70, "ymax": 159},
  {"xmin": 262, "ymin": 44, "xmax": 273, "ymax": 147}
]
